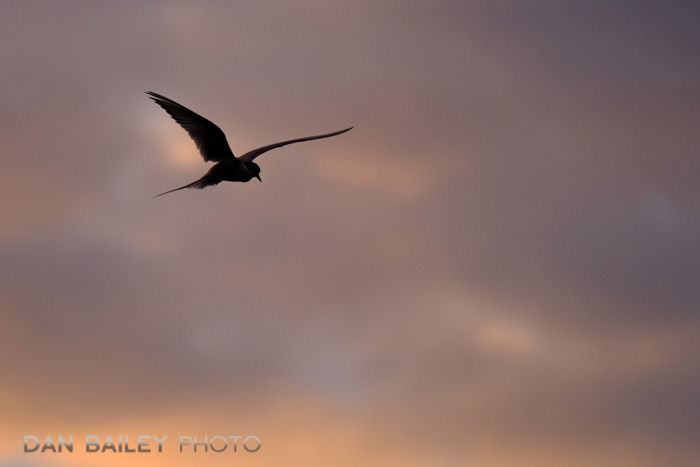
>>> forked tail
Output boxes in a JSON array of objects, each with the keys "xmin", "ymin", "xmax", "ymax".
[{"xmin": 153, "ymin": 176, "xmax": 215, "ymax": 198}]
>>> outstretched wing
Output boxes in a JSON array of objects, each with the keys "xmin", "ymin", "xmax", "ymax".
[
  {"xmin": 146, "ymin": 92, "xmax": 235, "ymax": 162},
  {"xmin": 238, "ymin": 127, "xmax": 353, "ymax": 162}
]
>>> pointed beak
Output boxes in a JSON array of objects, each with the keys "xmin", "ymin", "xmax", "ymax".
[{"xmin": 255, "ymin": 174, "xmax": 262, "ymax": 182}]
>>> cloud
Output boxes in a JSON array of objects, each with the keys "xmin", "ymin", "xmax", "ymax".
[
  {"xmin": 1, "ymin": 1, "xmax": 699, "ymax": 466},
  {"xmin": 314, "ymin": 152, "xmax": 435, "ymax": 201}
]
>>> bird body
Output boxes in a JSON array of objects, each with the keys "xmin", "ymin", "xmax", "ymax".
[
  {"xmin": 207, "ymin": 159, "xmax": 259, "ymax": 183},
  {"xmin": 146, "ymin": 91, "xmax": 352, "ymax": 197},
  {"xmin": 155, "ymin": 158, "xmax": 260, "ymax": 197}
]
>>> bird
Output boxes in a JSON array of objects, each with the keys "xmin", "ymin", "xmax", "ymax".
[{"xmin": 146, "ymin": 91, "xmax": 352, "ymax": 197}]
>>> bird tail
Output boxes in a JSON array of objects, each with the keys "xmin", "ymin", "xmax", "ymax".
[{"xmin": 153, "ymin": 176, "xmax": 217, "ymax": 198}]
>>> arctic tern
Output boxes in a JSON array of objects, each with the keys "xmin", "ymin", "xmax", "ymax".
[{"xmin": 146, "ymin": 91, "xmax": 352, "ymax": 197}]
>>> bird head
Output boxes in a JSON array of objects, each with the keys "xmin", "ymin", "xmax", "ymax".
[{"xmin": 245, "ymin": 162, "xmax": 262, "ymax": 182}]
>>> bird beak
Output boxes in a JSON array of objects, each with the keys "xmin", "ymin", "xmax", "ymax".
[{"xmin": 255, "ymin": 174, "xmax": 262, "ymax": 182}]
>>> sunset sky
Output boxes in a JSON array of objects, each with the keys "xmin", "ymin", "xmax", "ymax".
[{"xmin": 1, "ymin": 1, "xmax": 699, "ymax": 466}]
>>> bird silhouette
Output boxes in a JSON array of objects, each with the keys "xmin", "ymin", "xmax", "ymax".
[{"xmin": 146, "ymin": 91, "xmax": 352, "ymax": 197}]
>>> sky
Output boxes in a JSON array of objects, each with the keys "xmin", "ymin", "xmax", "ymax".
[{"xmin": 1, "ymin": 1, "xmax": 699, "ymax": 466}]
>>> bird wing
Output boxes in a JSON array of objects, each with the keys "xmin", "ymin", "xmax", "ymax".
[
  {"xmin": 238, "ymin": 127, "xmax": 353, "ymax": 162},
  {"xmin": 146, "ymin": 92, "xmax": 235, "ymax": 162}
]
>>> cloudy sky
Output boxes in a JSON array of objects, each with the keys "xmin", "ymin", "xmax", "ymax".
[{"xmin": 1, "ymin": 1, "xmax": 699, "ymax": 466}]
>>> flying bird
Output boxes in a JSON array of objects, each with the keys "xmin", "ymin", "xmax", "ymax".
[{"xmin": 146, "ymin": 91, "xmax": 352, "ymax": 197}]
